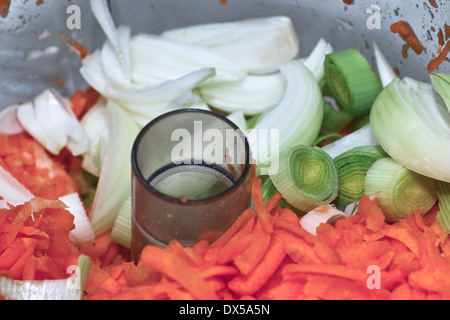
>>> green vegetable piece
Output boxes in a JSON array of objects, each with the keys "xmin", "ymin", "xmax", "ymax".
[
  {"xmin": 333, "ymin": 145, "xmax": 387, "ymax": 207},
  {"xmin": 364, "ymin": 157, "xmax": 437, "ymax": 223},
  {"xmin": 325, "ymin": 48, "xmax": 382, "ymax": 117},
  {"xmin": 270, "ymin": 145, "xmax": 339, "ymax": 212}
]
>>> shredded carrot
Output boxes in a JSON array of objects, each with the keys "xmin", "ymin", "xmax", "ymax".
[
  {"xmin": 390, "ymin": 20, "xmax": 424, "ymax": 55},
  {"xmin": 251, "ymin": 176, "xmax": 274, "ymax": 233},
  {"xmin": 139, "ymin": 245, "xmax": 218, "ymax": 300},
  {"xmin": 428, "ymin": 41, "xmax": 450, "ymax": 73}
]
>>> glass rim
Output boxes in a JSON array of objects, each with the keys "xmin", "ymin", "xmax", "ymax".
[{"xmin": 131, "ymin": 108, "xmax": 252, "ymax": 205}]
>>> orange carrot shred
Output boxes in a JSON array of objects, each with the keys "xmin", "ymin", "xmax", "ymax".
[
  {"xmin": 228, "ymin": 234, "xmax": 286, "ymax": 296},
  {"xmin": 233, "ymin": 219, "xmax": 272, "ymax": 274},
  {"xmin": 251, "ymin": 176, "xmax": 273, "ymax": 233},
  {"xmin": 265, "ymin": 191, "xmax": 283, "ymax": 213},
  {"xmin": 209, "ymin": 208, "xmax": 255, "ymax": 249},
  {"xmin": 139, "ymin": 245, "xmax": 218, "ymax": 300}
]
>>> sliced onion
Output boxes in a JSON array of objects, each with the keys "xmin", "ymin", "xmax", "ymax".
[
  {"xmin": 90, "ymin": 0, "xmax": 129, "ymax": 76},
  {"xmin": 60, "ymin": 193, "xmax": 96, "ymax": 245},
  {"xmin": 100, "ymin": 25, "xmax": 131, "ymax": 90},
  {"xmin": 199, "ymin": 72, "xmax": 286, "ymax": 115},
  {"xmin": 16, "ymin": 89, "xmax": 89, "ymax": 156},
  {"xmin": 321, "ymin": 124, "xmax": 379, "ymax": 159},
  {"xmin": 373, "ymin": 42, "xmax": 398, "ymax": 88},
  {"xmin": 80, "ymin": 97, "xmax": 109, "ymax": 177},
  {"xmin": 130, "ymin": 34, "xmax": 246, "ymax": 86},
  {"xmin": 248, "ymin": 60, "xmax": 323, "ymax": 173},
  {"xmin": 0, "ymin": 166, "xmax": 33, "ymax": 209},
  {"xmin": 301, "ymin": 38, "xmax": 333, "ymax": 81},
  {"xmin": 0, "ymin": 105, "xmax": 24, "ymax": 135},
  {"xmin": 161, "ymin": 16, "xmax": 299, "ymax": 74},
  {"xmin": 88, "ymin": 100, "xmax": 140, "ymax": 235}
]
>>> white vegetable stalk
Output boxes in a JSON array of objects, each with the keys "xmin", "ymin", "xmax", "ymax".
[
  {"xmin": 226, "ymin": 110, "xmax": 248, "ymax": 133},
  {"xmin": 247, "ymin": 60, "xmax": 323, "ymax": 175},
  {"xmin": 130, "ymin": 34, "xmax": 246, "ymax": 86},
  {"xmin": 111, "ymin": 197, "xmax": 132, "ymax": 249},
  {"xmin": 80, "ymin": 97, "xmax": 109, "ymax": 177},
  {"xmin": 0, "ymin": 166, "xmax": 33, "ymax": 209},
  {"xmin": 430, "ymin": 73, "xmax": 450, "ymax": 113},
  {"xmin": 199, "ymin": 72, "xmax": 286, "ymax": 116},
  {"xmin": 16, "ymin": 89, "xmax": 89, "ymax": 156},
  {"xmin": 300, "ymin": 205, "xmax": 349, "ymax": 236},
  {"xmin": 0, "ymin": 255, "xmax": 92, "ymax": 300},
  {"xmin": 321, "ymin": 124, "xmax": 379, "ymax": 159},
  {"xmin": 370, "ymin": 77, "xmax": 450, "ymax": 182},
  {"xmin": 89, "ymin": 101, "xmax": 140, "ymax": 235},
  {"xmin": 59, "ymin": 193, "xmax": 96, "ymax": 245},
  {"xmin": 80, "ymin": 49, "xmax": 216, "ymax": 126},
  {"xmin": 322, "ymin": 124, "xmax": 380, "ymax": 159},
  {"xmin": 0, "ymin": 105, "xmax": 24, "ymax": 135},
  {"xmin": 100, "ymin": 25, "xmax": 132, "ymax": 90},
  {"xmin": 90, "ymin": 0, "xmax": 129, "ymax": 78},
  {"xmin": 373, "ymin": 42, "xmax": 398, "ymax": 88},
  {"xmin": 161, "ymin": 16, "xmax": 300, "ymax": 74},
  {"xmin": 301, "ymin": 38, "xmax": 333, "ymax": 82}
]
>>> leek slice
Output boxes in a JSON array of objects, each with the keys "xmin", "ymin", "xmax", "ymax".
[
  {"xmin": 364, "ymin": 157, "xmax": 437, "ymax": 223},
  {"xmin": 0, "ymin": 255, "xmax": 92, "ymax": 300},
  {"xmin": 161, "ymin": 16, "xmax": 299, "ymax": 74},
  {"xmin": 320, "ymin": 97, "xmax": 353, "ymax": 134},
  {"xmin": 334, "ymin": 145, "xmax": 387, "ymax": 207},
  {"xmin": 248, "ymin": 60, "xmax": 323, "ymax": 175},
  {"xmin": 314, "ymin": 133, "xmax": 343, "ymax": 147},
  {"xmin": 430, "ymin": 73, "xmax": 450, "ymax": 112},
  {"xmin": 321, "ymin": 124, "xmax": 379, "ymax": 159},
  {"xmin": 89, "ymin": 101, "xmax": 140, "ymax": 235},
  {"xmin": 349, "ymin": 114, "xmax": 370, "ymax": 132},
  {"xmin": 199, "ymin": 72, "xmax": 286, "ymax": 116},
  {"xmin": 370, "ymin": 77, "xmax": 450, "ymax": 182},
  {"xmin": 111, "ymin": 196, "xmax": 132, "ymax": 249},
  {"xmin": 270, "ymin": 145, "xmax": 339, "ymax": 212},
  {"xmin": 324, "ymin": 48, "xmax": 382, "ymax": 116},
  {"xmin": 436, "ymin": 181, "xmax": 450, "ymax": 234}
]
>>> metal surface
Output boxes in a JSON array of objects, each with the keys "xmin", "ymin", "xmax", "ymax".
[{"xmin": 0, "ymin": 0, "xmax": 449, "ymax": 109}]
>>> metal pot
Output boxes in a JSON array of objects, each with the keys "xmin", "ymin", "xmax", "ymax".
[{"xmin": 0, "ymin": 0, "xmax": 448, "ymax": 109}]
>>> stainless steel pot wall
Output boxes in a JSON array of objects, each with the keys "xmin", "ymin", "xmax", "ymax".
[{"xmin": 0, "ymin": 0, "xmax": 448, "ymax": 109}]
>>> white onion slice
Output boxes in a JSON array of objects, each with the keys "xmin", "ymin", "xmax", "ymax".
[
  {"xmin": 161, "ymin": 16, "xmax": 299, "ymax": 74},
  {"xmin": 60, "ymin": 193, "xmax": 96, "ymax": 245},
  {"xmin": 0, "ymin": 105, "xmax": 24, "ymax": 135}
]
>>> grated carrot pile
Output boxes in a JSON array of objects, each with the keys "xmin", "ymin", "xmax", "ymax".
[
  {"xmin": 0, "ymin": 131, "xmax": 128, "ymax": 295},
  {"xmin": 82, "ymin": 175, "xmax": 450, "ymax": 300}
]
